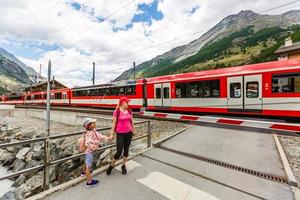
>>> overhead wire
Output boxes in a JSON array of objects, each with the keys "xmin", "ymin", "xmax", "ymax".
[{"xmin": 16, "ymin": 0, "xmax": 63, "ymax": 41}]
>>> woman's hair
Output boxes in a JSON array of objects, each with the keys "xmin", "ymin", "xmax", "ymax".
[{"xmin": 116, "ymin": 102, "xmax": 131, "ymax": 111}]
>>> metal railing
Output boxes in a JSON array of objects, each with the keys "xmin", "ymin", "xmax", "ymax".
[{"xmin": 0, "ymin": 120, "xmax": 151, "ymax": 190}]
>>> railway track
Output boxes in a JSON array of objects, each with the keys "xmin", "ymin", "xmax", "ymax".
[{"xmin": 14, "ymin": 105, "xmax": 300, "ymax": 137}]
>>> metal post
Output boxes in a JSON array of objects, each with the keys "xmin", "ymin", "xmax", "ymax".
[
  {"xmin": 92, "ymin": 62, "xmax": 95, "ymax": 85},
  {"xmin": 147, "ymin": 121, "xmax": 151, "ymax": 148},
  {"xmin": 133, "ymin": 62, "xmax": 136, "ymax": 79},
  {"xmin": 52, "ymin": 76, "xmax": 55, "ymax": 89},
  {"xmin": 43, "ymin": 60, "xmax": 51, "ymax": 190}
]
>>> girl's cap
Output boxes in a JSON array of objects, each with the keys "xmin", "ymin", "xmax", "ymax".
[
  {"xmin": 83, "ymin": 118, "xmax": 97, "ymax": 127},
  {"xmin": 119, "ymin": 96, "xmax": 130, "ymax": 104}
]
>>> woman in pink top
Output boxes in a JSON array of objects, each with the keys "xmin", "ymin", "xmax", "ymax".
[{"xmin": 106, "ymin": 96, "xmax": 135, "ymax": 175}]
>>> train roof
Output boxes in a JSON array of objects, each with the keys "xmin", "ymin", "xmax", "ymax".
[
  {"xmin": 146, "ymin": 60, "xmax": 300, "ymax": 83},
  {"xmin": 72, "ymin": 79, "xmax": 143, "ymax": 90}
]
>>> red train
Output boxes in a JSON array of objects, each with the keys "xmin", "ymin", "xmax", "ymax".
[{"xmin": 1, "ymin": 59, "xmax": 300, "ymax": 118}]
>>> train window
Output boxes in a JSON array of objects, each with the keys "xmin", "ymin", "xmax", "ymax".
[
  {"xmin": 230, "ymin": 83, "xmax": 241, "ymax": 98},
  {"xmin": 34, "ymin": 95, "xmax": 40, "ymax": 100},
  {"xmin": 55, "ymin": 93, "xmax": 62, "ymax": 99},
  {"xmin": 175, "ymin": 83, "xmax": 188, "ymax": 98},
  {"xmin": 110, "ymin": 87, "xmax": 119, "ymax": 96},
  {"xmin": 163, "ymin": 87, "xmax": 170, "ymax": 98},
  {"xmin": 246, "ymin": 82, "xmax": 259, "ymax": 98},
  {"xmin": 90, "ymin": 89, "xmax": 97, "ymax": 96},
  {"xmin": 204, "ymin": 80, "xmax": 220, "ymax": 98},
  {"xmin": 188, "ymin": 82, "xmax": 203, "ymax": 98},
  {"xmin": 62, "ymin": 94, "xmax": 67, "ymax": 99},
  {"xmin": 126, "ymin": 86, "xmax": 136, "ymax": 95},
  {"xmin": 104, "ymin": 88, "xmax": 111, "ymax": 95},
  {"xmin": 272, "ymin": 73, "xmax": 300, "ymax": 93},
  {"xmin": 8, "ymin": 95, "xmax": 22, "ymax": 100},
  {"xmin": 95, "ymin": 89, "xmax": 102, "ymax": 96},
  {"xmin": 26, "ymin": 96, "xmax": 31, "ymax": 100},
  {"xmin": 119, "ymin": 87, "xmax": 125, "ymax": 96},
  {"xmin": 156, "ymin": 88, "xmax": 161, "ymax": 98}
]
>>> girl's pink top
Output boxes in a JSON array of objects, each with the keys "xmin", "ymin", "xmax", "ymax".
[
  {"xmin": 84, "ymin": 130, "xmax": 106, "ymax": 154},
  {"xmin": 113, "ymin": 109, "xmax": 133, "ymax": 134}
]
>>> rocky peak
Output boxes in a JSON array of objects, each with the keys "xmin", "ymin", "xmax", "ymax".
[
  {"xmin": 218, "ymin": 10, "xmax": 259, "ymax": 26},
  {"xmin": 281, "ymin": 10, "xmax": 300, "ymax": 21}
]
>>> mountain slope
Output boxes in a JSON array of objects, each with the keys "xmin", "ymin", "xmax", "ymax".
[
  {"xmin": 115, "ymin": 10, "xmax": 300, "ymax": 81},
  {"xmin": 0, "ymin": 47, "xmax": 39, "ymax": 79},
  {"xmin": 0, "ymin": 48, "xmax": 34, "ymax": 94}
]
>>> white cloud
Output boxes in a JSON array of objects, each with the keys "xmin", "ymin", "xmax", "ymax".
[{"xmin": 1, "ymin": 0, "xmax": 299, "ymax": 88}]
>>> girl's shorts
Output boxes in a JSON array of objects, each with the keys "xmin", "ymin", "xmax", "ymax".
[{"xmin": 85, "ymin": 153, "xmax": 93, "ymax": 168}]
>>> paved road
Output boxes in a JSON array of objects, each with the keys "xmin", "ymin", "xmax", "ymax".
[{"xmin": 46, "ymin": 125, "xmax": 294, "ymax": 200}]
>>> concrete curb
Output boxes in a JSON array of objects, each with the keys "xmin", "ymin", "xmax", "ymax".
[
  {"xmin": 27, "ymin": 148, "xmax": 153, "ymax": 200},
  {"xmin": 273, "ymin": 134, "xmax": 298, "ymax": 187}
]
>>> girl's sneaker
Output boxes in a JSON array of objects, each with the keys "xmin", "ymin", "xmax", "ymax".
[{"xmin": 86, "ymin": 179, "xmax": 99, "ymax": 188}]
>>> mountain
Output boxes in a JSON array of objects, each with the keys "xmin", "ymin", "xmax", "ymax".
[
  {"xmin": 0, "ymin": 47, "xmax": 39, "ymax": 79},
  {"xmin": 115, "ymin": 10, "xmax": 300, "ymax": 81},
  {"xmin": 0, "ymin": 48, "xmax": 34, "ymax": 94}
]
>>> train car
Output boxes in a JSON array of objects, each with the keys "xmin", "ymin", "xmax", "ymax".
[
  {"xmin": 0, "ymin": 95, "xmax": 7, "ymax": 104},
  {"xmin": 70, "ymin": 79, "xmax": 145, "ymax": 109},
  {"xmin": 24, "ymin": 88, "xmax": 71, "ymax": 105},
  {"xmin": 145, "ymin": 59, "xmax": 300, "ymax": 118},
  {"xmin": 4, "ymin": 93, "xmax": 24, "ymax": 105}
]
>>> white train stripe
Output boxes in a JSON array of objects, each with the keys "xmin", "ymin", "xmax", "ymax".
[
  {"xmin": 137, "ymin": 171, "xmax": 220, "ymax": 200},
  {"xmin": 115, "ymin": 160, "xmax": 142, "ymax": 172},
  {"xmin": 71, "ymin": 99, "xmax": 143, "ymax": 105},
  {"xmin": 147, "ymin": 98, "xmax": 300, "ymax": 111}
]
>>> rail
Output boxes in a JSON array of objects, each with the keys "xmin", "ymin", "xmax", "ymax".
[{"xmin": 0, "ymin": 120, "xmax": 152, "ymax": 190}]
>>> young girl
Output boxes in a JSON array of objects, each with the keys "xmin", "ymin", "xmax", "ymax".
[
  {"xmin": 106, "ymin": 96, "xmax": 135, "ymax": 175},
  {"xmin": 82, "ymin": 117, "xmax": 109, "ymax": 187}
]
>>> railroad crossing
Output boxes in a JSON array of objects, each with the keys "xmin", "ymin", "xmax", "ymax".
[{"xmin": 33, "ymin": 124, "xmax": 297, "ymax": 200}]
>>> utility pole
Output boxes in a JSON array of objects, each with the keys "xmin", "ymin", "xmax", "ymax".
[
  {"xmin": 39, "ymin": 64, "xmax": 42, "ymax": 82},
  {"xmin": 92, "ymin": 62, "xmax": 95, "ymax": 85},
  {"xmin": 133, "ymin": 62, "xmax": 136, "ymax": 79},
  {"xmin": 52, "ymin": 76, "xmax": 55, "ymax": 89},
  {"xmin": 44, "ymin": 60, "xmax": 51, "ymax": 190},
  {"xmin": 46, "ymin": 61, "xmax": 51, "ymax": 136}
]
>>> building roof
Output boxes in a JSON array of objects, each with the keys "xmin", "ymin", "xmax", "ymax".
[
  {"xmin": 274, "ymin": 42, "xmax": 300, "ymax": 54},
  {"xmin": 23, "ymin": 80, "xmax": 68, "ymax": 92}
]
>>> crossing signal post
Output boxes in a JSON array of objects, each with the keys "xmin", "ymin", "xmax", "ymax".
[
  {"xmin": 133, "ymin": 62, "xmax": 136, "ymax": 79},
  {"xmin": 92, "ymin": 62, "xmax": 95, "ymax": 85}
]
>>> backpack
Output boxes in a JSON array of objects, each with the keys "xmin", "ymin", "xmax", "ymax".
[{"xmin": 78, "ymin": 132, "xmax": 87, "ymax": 152}]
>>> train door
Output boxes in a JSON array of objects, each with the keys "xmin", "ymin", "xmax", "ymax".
[
  {"xmin": 154, "ymin": 83, "xmax": 171, "ymax": 107},
  {"xmin": 227, "ymin": 75, "xmax": 262, "ymax": 111},
  {"xmin": 162, "ymin": 83, "xmax": 171, "ymax": 107},
  {"xmin": 154, "ymin": 84, "xmax": 162, "ymax": 106},
  {"xmin": 228, "ymin": 76, "xmax": 243, "ymax": 109},
  {"xmin": 244, "ymin": 75, "xmax": 262, "ymax": 110}
]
